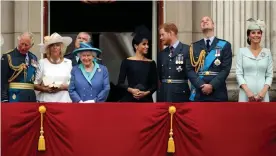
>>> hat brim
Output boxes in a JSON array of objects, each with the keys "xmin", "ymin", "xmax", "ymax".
[
  {"xmin": 43, "ymin": 37, "xmax": 72, "ymax": 51},
  {"xmin": 73, "ymin": 48, "xmax": 102, "ymax": 56}
]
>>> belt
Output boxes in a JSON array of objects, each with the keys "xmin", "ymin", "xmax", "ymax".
[
  {"xmin": 9, "ymin": 82, "xmax": 34, "ymax": 90},
  {"xmin": 198, "ymin": 71, "xmax": 219, "ymax": 76},
  {"xmin": 161, "ymin": 79, "xmax": 188, "ymax": 84}
]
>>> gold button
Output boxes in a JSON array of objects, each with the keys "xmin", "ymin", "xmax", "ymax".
[
  {"xmin": 167, "ymin": 79, "xmax": 172, "ymax": 83},
  {"xmin": 205, "ymin": 71, "xmax": 210, "ymax": 75}
]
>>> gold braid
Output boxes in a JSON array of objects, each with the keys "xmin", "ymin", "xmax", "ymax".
[
  {"xmin": 189, "ymin": 44, "xmax": 206, "ymax": 73},
  {"xmin": 7, "ymin": 54, "xmax": 27, "ymax": 83}
]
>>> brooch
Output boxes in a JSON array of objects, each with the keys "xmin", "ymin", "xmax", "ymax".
[
  {"xmin": 260, "ymin": 52, "xmax": 266, "ymax": 57},
  {"xmin": 98, "ymin": 68, "xmax": 101, "ymax": 72},
  {"xmin": 214, "ymin": 59, "xmax": 221, "ymax": 66}
]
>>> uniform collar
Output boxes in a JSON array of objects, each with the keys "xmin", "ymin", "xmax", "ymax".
[
  {"xmin": 171, "ymin": 40, "xmax": 180, "ymax": 49},
  {"xmin": 204, "ymin": 36, "xmax": 215, "ymax": 45}
]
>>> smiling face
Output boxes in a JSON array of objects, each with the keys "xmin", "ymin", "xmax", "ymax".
[
  {"xmin": 159, "ymin": 28, "xmax": 172, "ymax": 46},
  {"xmin": 80, "ymin": 51, "xmax": 94, "ymax": 66},
  {"xmin": 248, "ymin": 29, "xmax": 262, "ymax": 45},
  {"xmin": 200, "ymin": 16, "xmax": 214, "ymax": 32},
  {"xmin": 135, "ymin": 39, "xmax": 149, "ymax": 55},
  {"xmin": 49, "ymin": 43, "xmax": 62, "ymax": 58}
]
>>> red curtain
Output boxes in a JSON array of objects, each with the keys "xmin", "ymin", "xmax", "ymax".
[{"xmin": 2, "ymin": 103, "xmax": 276, "ymax": 156}]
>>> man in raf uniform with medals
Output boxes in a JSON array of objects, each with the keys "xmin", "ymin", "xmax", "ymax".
[
  {"xmin": 157, "ymin": 23, "xmax": 191, "ymax": 102},
  {"xmin": 1, "ymin": 32, "xmax": 38, "ymax": 102},
  {"xmin": 186, "ymin": 16, "xmax": 232, "ymax": 102}
]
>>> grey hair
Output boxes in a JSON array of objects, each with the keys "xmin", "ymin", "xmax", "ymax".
[
  {"xmin": 77, "ymin": 32, "xmax": 92, "ymax": 42},
  {"xmin": 17, "ymin": 32, "xmax": 35, "ymax": 46}
]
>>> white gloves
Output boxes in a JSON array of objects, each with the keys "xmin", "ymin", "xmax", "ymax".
[{"xmin": 79, "ymin": 100, "xmax": 95, "ymax": 103}]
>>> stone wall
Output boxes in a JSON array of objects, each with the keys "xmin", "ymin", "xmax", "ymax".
[{"xmin": 1, "ymin": 1, "xmax": 42, "ymax": 58}]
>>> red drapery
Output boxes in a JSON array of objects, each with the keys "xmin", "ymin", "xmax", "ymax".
[{"xmin": 2, "ymin": 103, "xmax": 276, "ymax": 156}]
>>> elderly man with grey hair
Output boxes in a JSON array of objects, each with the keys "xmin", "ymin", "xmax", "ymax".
[
  {"xmin": 1, "ymin": 32, "xmax": 38, "ymax": 102},
  {"xmin": 64, "ymin": 32, "xmax": 102, "ymax": 66}
]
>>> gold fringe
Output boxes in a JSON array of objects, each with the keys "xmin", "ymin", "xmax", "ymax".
[
  {"xmin": 189, "ymin": 44, "xmax": 206, "ymax": 73},
  {"xmin": 7, "ymin": 54, "xmax": 27, "ymax": 82},
  {"xmin": 167, "ymin": 106, "xmax": 176, "ymax": 153},
  {"xmin": 38, "ymin": 105, "xmax": 46, "ymax": 151}
]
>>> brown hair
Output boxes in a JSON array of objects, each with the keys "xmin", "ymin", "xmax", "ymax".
[{"xmin": 159, "ymin": 23, "xmax": 178, "ymax": 35}]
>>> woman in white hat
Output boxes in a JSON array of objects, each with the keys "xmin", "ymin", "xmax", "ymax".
[
  {"xmin": 34, "ymin": 32, "xmax": 73, "ymax": 102},
  {"xmin": 68, "ymin": 42, "xmax": 110, "ymax": 103},
  {"xmin": 236, "ymin": 19, "xmax": 273, "ymax": 102}
]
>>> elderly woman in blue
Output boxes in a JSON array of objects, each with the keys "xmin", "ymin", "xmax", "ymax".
[{"xmin": 68, "ymin": 42, "xmax": 110, "ymax": 103}]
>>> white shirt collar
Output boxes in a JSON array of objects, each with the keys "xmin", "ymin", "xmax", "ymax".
[
  {"xmin": 171, "ymin": 40, "xmax": 180, "ymax": 49},
  {"xmin": 204, "ymin": 36, "xmax": 215, "ymax": 46}
]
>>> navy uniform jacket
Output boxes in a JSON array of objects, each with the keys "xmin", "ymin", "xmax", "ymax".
[
  {"xmin": 157, "ymin": 42, "xmax": 191, "ymax": 102},
  {"xmin": 186, "ymin": 37, "xmax": 232, "ymax": 101},
  {"xmin": 1, "ymin": 48, "xmax": 38, "ymax": 102}
]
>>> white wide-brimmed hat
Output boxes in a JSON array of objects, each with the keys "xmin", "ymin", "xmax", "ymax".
[{"xmin": 40, "ymin": 32, "xmax": 72, "ymax": 53}]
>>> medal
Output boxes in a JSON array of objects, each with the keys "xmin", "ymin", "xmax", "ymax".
[
  {"xmin": 176, "ymin": 66, "xmax": 182, "ymax": 72},
  {"xmin": 175, "ymin": 55, "xmax": 179, "ymax": 64},
  {"xmin": 214, "ymin": 58, "xmax": 221, "ymax": 66},
  {"xmin": 180, "ymin": 55, "xmax": 184, "ymax": 64}
]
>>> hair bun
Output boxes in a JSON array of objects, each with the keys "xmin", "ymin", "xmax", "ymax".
[{"xmin": 132, "ymin": 25, "xmax": 151, "ymax": 40}]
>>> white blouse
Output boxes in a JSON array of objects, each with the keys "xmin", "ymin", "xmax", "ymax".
[{"xmin": 34, "ymin": 58, "xmax": 72, "ymax": 102}]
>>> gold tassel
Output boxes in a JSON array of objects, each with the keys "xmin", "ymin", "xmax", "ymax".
[
  {"xmin": 38, "ymin": 105, "xmax": 46, "ymax": 151},
  {"xmin": 167, "ymin": 106, "xmax": 176, "ymax": 153}
]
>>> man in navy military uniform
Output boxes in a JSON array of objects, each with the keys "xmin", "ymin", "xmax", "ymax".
[
  {"xmin": 1, "ymin": 32, "xmax": 38, "ymax": 102},
  {"xmin": 157, "ymin": 23, "xmax": 191, "ymax": 102},
  {"xmin": 186, "ymin": 16, "xmax": 232, "ymax": 102}
]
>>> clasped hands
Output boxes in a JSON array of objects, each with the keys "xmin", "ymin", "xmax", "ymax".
[
  {"xmin": 246, "ymin": 91, "xmax": 265, "ymax": 102},
  {"xmin": 200, "ymin": 84, "xmax": 213, "ymax": 95},
  {"xmin": 130, "ymin": 88, "xmax": 148, "ymax": 100},
  {"xmin": 43, "ymin": 84, "xmax": 67, "ymax": 93}
]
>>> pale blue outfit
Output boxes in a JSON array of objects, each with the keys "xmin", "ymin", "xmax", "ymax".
[{"xmin": 236, "ymin": 47, "xmax": 273, "ymax": 102}]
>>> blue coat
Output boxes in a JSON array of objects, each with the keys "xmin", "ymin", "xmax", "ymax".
[{"xmin": 69, "ymin": 63, "xmax": 110, "ymax": 102}]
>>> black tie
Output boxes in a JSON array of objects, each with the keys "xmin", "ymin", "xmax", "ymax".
[
  {"xmin": 169, "ymin": 46, "xmax": 174, "ymax": 56},
  {"xmin": 206, "ymin": 39, "xmax": 210, "ymax": 49}
]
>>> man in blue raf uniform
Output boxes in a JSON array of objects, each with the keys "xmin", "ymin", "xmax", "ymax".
[
  {"xmin": 157, "ymin": 23, "xmax": 191, "ymax": 102},
  {"xmin": 186, "ymin": 16, "xmax": 232, "ymax": 102},
  {"xmin": 1, "ymin": 32, "xmax": 38, "ymax": 102}
]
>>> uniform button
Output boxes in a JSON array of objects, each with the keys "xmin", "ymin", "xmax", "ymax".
[
  {"xmin": 83, "ymin": 88, "xmax": 85, "ymax": 90},
  {"xmin": 168, "ymin": 76, "xmax": 171, "ymax": 78},
  {"xmin": 90, "ymin": 94, "xmax": 93, "ymax": 96},
  {"xmin": 169, "ymin": 67, "xmax": 171, "ymax": 69},
  {"xmin": 170, "ymin": 59, "xmax": 172, "ymax": 61}
]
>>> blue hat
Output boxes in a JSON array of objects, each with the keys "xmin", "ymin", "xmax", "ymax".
[{"xmin": 73, "ymin": 42, "xmax": 102, "ymax": 56}]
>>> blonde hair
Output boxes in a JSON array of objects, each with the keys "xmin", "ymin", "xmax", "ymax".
[{"xmin": 44, "ymin": 42, "xmax": 67, "ymax": 59}]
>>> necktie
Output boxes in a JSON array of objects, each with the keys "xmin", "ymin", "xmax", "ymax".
[
  {"xmin": 169, "ymin": 46, "xmax": 174, "ymax": 57},
  {"xmin": 206, "ymin": 39, "xmax": 210, "ymax": 49},
  {"xmin": 25, "ymin": 53, "xmax": 29, "ymax": 66}
]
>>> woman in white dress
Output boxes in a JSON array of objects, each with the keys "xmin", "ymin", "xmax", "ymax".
[
  {"xmin": 236, "ymin": 19, "xmax": 273, "ymax": 102},
  {"xmin": 34, "ymin": 33, "xmax": 73, "ymax": 102}
]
